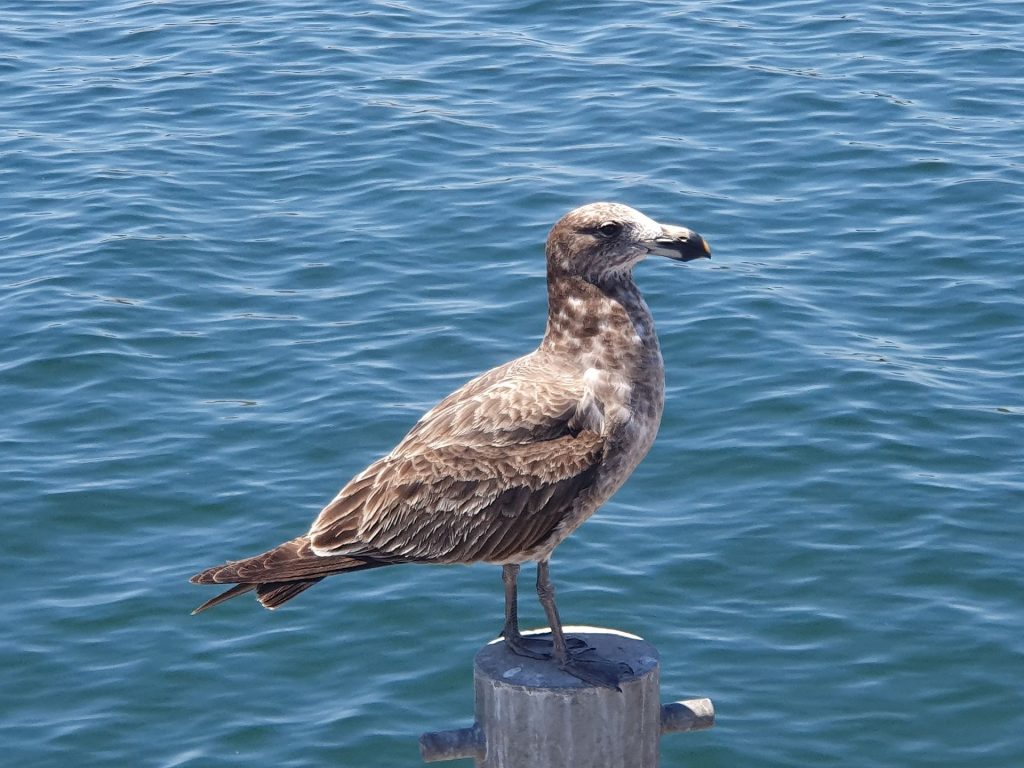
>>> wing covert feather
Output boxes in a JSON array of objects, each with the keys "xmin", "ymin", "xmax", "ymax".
[{"xmin": 308, "ymin": 359, "xmax": 604, "ymax": 564}]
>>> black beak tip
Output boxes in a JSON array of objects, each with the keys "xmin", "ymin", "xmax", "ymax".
[
  {"xmin": 695, "ymin": 235, "xmax": 711, "ymax": 260},
  {"xmin": 675, "ymin": 235, "xmax": 711, "ymax": 262}
]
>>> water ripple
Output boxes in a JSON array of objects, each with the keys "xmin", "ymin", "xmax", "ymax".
[{"xmin": 3, "ymin": 1, "xmax": 1022, "ymax": 766}]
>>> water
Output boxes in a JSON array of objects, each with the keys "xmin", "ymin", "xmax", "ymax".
[{"xmin": 2, "ymin": 1, "xmax": 1022, "ymax": 765}]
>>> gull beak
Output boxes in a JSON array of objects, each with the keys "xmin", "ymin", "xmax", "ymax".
[{"xmin": 645, "ymin": 225, "xmax": 711, "ymax": 262}]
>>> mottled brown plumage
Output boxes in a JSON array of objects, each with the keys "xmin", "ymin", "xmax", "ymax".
[{"xmin": 191, "ymin": 202, "xmax": 709, "ymax": 686}]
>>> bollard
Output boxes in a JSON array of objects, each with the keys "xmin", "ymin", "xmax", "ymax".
[{"xmin": 420, "ymin": 626, "xmax": 714, "ymax": 767}]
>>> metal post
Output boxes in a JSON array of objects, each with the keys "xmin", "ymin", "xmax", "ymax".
[{"xmin": 420, "ymin": 627, "xmax": 714, "ymax": 767}]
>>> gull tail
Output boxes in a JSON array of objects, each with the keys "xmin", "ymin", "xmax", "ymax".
[{"xmin": 190, "ymin": 535, "xmax": 388, "ymax": 614}]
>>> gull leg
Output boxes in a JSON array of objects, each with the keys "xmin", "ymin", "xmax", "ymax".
[
  {"xmin": 500, "ymin": 564, "xmax": 550, "ymax": 659},
  {"xmin": 535, "ymin": 559, "xmax": 631, "ymax": 691}
]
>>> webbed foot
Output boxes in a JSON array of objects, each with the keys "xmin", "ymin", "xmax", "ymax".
[
  {"xmin": 558, "ymin": 646, "xmax": 633, "ymax": 691},
  {"xmin": 503, "ymin": 631, "xmax": 589, "ymax": 660}
]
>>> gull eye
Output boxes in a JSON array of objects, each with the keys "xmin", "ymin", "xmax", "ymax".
[{"xmin": 596, "ymin": 221, "xmax": 622, "ymax": 238}]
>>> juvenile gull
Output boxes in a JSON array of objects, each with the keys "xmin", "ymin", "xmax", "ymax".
[{"xmin": 191, "ymin": 202, "xmax": 710, "ymax": 688}]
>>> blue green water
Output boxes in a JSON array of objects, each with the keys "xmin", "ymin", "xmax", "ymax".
[{"xmin": 3, "ymin": 1, "xmax": 1023, "ymax": 765}]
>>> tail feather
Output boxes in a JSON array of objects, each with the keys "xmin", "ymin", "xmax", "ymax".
[
  {"xmin": 190, "ymin": 535, "xmax": 392, "ymax": 614},
  {"xmin": 256, "ymin": 579, "xmax": 324, "ymax": 609},
  {"xmin": 191, "ymin": 583, "xmax": 256, "ymax": 615}
]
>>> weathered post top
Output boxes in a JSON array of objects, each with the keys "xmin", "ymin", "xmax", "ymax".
[{"xmin": 420, "ymin": 627, "xmax": 714, "ymax": 767}]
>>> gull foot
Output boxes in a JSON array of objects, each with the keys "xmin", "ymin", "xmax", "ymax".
[
  {"xmin": 503, "ymin": 632, "xmax": 590, "ymax": 660},
  {"xmin": 503, "ymin": 632, "xmax": 551, "ymax": 660},
  {"xmin": 559, "ymin": 648, "xmax": 634, "ymax": 692}
]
